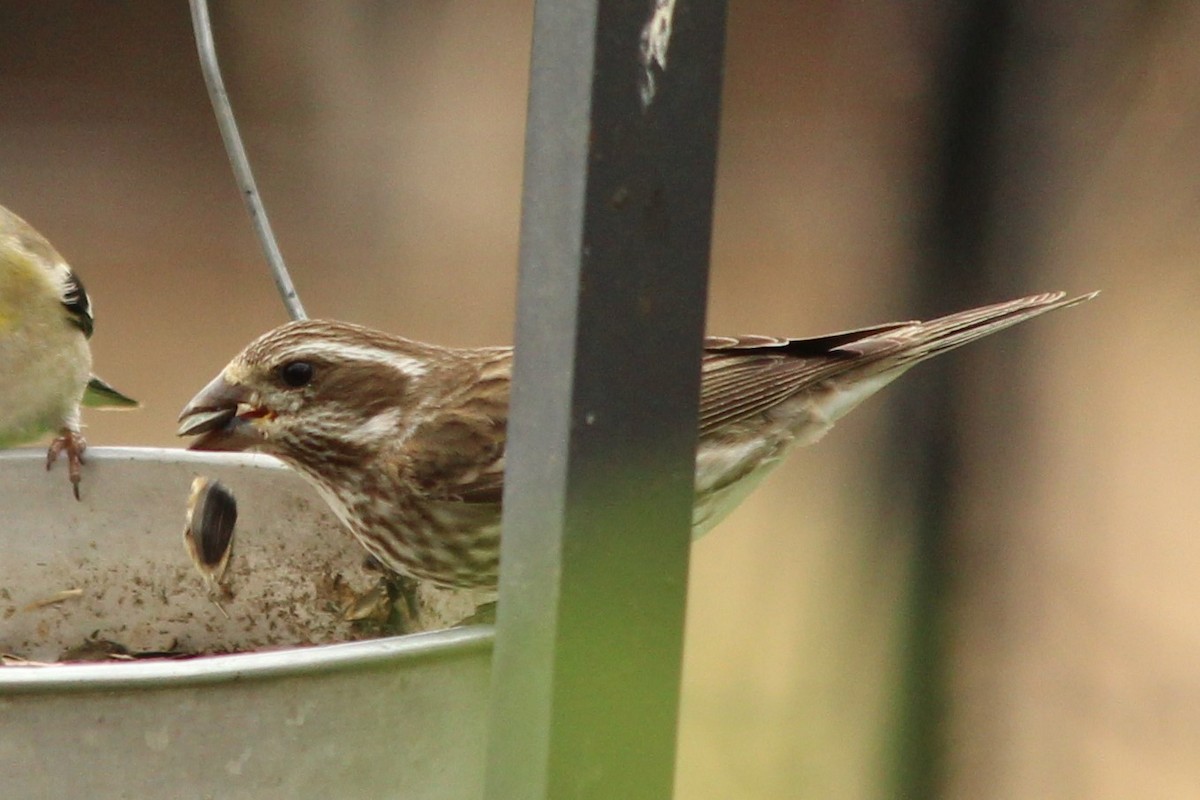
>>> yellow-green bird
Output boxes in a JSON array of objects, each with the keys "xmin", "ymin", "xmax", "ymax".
[{"xmin": 0, "ymin": 204, "xmax": 137, "ymax": 499}]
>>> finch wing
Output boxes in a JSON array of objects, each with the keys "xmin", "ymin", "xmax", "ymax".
[
  {"xmin": 697, "ymin": 291, "xmax": 1094, "ymax": 435},
  {"xmin": 0, "ymin": 205, "xmax": 94, "ymax": 337},
  {"xmin": 60, "ymin": 269, "xmax": 94, "ymax": 338},
  {"xmin": 403, "ymin": 369, "xmax": 509, "ymax": 505},
  {"xmin": 697, "ymin": 322, "xmax": 915, "ymax": 435}
]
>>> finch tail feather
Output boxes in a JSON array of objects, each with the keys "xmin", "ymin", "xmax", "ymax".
[
  {"xmin": 82, "ymin": 375, "xmax": 139, "ymax": 409},
  {"xmin": 833, "ymin": 290, "xmax": 1099, "ymax": 367}
]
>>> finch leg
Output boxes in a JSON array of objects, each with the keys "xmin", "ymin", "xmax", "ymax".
[
  {"xmin": 386, "ymin": 574, "xmax": 422, "ymax": 634},
  {"xmin": 46, "ymin": 428, "xmax": 87, "ymax": 500},
  {"xmin": 457, "ymin": 601, "xmax": 497, "ymax": 626}
]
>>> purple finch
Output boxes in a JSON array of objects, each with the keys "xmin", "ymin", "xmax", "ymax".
[{"xmin": 178, "ymin": 290, "xmax": 1094, "ymax": 589}]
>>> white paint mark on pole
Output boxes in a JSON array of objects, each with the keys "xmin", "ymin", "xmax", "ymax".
[{"xmin": 639, "ymin": 0, "xmax": 678, "ymax": 108}]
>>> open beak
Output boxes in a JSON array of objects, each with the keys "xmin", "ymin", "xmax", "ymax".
[{"xmin": 177, "ymin": 374, "xmax": 267, "ymax": 452}]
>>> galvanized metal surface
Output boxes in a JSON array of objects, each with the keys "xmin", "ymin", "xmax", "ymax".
[
  {"xmin": 1, "ymin": 631, "xmax": 491, "ymax": 799},
  {"xmin": 486, "ymin": 1, "xmax": 728, "ymax": 797},
  {"xmin": 0, "ymin": 448, "xmax": 492, "ymax": 799}
]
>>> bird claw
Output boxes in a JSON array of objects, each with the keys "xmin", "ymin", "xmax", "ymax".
[
  {"xmin": 456, "ymin": 601, "xmax": 497, "ymax": 627},
  {"xmin": 46, "ymin": 429, "xmax": 87, "ymax": 501}
]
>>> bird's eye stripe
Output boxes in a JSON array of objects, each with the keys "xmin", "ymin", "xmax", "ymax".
[{"xmin": 281, "ymin": 342, "xmax": 428, "ymax": 379}]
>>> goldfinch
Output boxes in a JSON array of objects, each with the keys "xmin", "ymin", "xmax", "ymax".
[{"xmin": 0, "ymin": 204, "xmax": 137, "ymax": 499}]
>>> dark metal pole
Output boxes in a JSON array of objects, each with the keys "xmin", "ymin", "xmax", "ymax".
[
  {"xmin": 484, "ymin": 1, "xmax": 727, "ymax": 798},
  {"xmin": 887, "ymin": 3, "xmax": 1020, "ymax": 796}
]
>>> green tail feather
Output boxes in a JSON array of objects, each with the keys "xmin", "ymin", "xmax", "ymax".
[{"xmin": 83, "ymin": 375, "xmax": 139, "ymax": 409}]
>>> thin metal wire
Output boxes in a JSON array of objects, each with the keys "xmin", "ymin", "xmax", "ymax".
[{"xmin": 188, "ymin": 0, "xmax": 307, "ymax": 321}]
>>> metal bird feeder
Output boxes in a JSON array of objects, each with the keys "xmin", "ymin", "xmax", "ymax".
[
  {"xmin": 0, "ymin": 448, "xmax": 492, "ymax": 799},
  {"xmin": 0, "ymin": 0, "xmax": 725, "ymax": 796}
]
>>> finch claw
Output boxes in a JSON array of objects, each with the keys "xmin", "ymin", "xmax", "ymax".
[{"xmin": 46, "ymin": 429, "xmax": 87, "ymax": 501}]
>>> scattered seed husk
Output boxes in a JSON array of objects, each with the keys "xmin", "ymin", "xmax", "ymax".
[
  {"xmin": 183, "ymin": 476, "xmax": 237, "ymax": 591},
  {"xmin": 21, "ymin": 587, "xmax": 84, "ymax": 611}
]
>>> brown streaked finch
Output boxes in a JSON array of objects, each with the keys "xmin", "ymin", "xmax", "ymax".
[
  {"xmin": 0, "ymin": 204, "xmax": 138, "ymax": 499},
  {"xmin": 178, "ymin": 290, "xmax": 1095, "ymax": 590}
]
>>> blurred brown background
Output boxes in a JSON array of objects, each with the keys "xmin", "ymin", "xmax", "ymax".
[{"xmin": 2, "ymin": 2, "xmax": 1197, "ymax": 798}]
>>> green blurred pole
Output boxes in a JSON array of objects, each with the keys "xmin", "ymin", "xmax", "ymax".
[{"xmin": 484, "ymin": 1, "xmax": 728, "ymax": 798}]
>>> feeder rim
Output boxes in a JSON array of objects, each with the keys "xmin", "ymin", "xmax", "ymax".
[
  {"xmin": 0, "ymin": 445, "xmax": 288, "ymax": 469},
  {"xmin": 0, "ymin": 626, "xmax": 494, "ymax": 693}
]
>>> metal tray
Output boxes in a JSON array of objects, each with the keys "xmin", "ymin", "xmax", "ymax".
[{"xmin": 0, "ymin": 448, "xmax": 492, "ymax": 798}]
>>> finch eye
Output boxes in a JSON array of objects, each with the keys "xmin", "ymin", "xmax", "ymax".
[{"xmin": 279, "ymin": 360, "xmax": 315, "ymax": 388}]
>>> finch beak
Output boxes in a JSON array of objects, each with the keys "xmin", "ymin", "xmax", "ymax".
[{"xmin": 177, "ymin": 374, "xmax": 267, "ymax": 452}]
